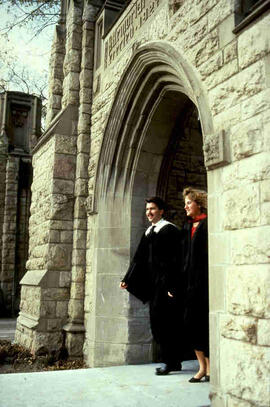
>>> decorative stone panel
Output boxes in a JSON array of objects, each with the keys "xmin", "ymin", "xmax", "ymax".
[{"xmin": 203, "ymin": 130, "xmax": 230, "ymax": 170}]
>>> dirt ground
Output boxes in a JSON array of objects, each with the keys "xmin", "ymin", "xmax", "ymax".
[{"xmin": 0, "ymin": 340, "xmax": 86, "ymax": 374}]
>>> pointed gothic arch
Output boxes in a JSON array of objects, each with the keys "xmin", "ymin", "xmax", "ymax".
[{"xmin": 85, "ymin": 42, "xmax": 214, "ymax": 367}]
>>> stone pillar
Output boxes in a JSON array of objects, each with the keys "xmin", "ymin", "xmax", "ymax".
[
  {"xmin": 63, "ymin": 1, "xmax": 99, "ymax": 359},
  {"xmin": 61, "ymin": 0, "xmax": 83, "ymax": 109},
  {"xmin": 15, "ymin": 105, "xmax": 78, "ymax": 353},
  {"xmin": 45, "ymin": 24, "xmax": 66, "ymax": 128},
  {"xmin": 1, "ymin": 155, "xmax": 20, "ymax": 315},
  {"xmin": 0, "ymin": 93, "xmax": 8, "ymax": 314}
]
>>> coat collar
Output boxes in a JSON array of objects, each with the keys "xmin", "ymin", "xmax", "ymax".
[{"xmin": 145, "ymin": 218, "xmax": 175, "ymax": 235}]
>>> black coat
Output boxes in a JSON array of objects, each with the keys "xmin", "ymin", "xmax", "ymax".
[
  {"xmin": 183, "ymin": 217, "xmax": 209, "ymax": 356},
  {"xmin": 122, "ymin": 223, "xmax": 187, "ymax": 364}
]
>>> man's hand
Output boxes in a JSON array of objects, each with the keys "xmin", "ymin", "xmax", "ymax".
[{"xmin": 119, "ymin": 282, "xmax": 128, "ymax": 289}]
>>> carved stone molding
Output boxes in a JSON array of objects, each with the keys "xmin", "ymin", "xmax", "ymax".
[
  {"xmin": 85, "ymin": 194, "xmax": 97, "ymax": 215},
  {"xmin": 203, "ymin": 130, "xmax": 230, "ymax": 170}
]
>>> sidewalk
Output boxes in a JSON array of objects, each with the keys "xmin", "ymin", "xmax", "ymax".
[
  {"xmin": 0, "ymin": 361, "xmax": 210, "ymax": 407},
  {"xmin": 0, "ymin": 319, "xmax": 210, "ymax": 407}
]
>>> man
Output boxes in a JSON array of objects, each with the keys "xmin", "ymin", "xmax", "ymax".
[{"xmin": 120, "ymin": 197, "xmax": 185, "ymax": 375}]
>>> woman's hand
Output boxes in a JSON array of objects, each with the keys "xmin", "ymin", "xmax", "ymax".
[
  {"xmin": 119, "ymin": 282, "xmax": 128, "ymax": 289},
  {"xmin": 168, "ymin": 291, "xmax": 173, "ymax": 297}
]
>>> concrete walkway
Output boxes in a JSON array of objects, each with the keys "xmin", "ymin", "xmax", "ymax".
[
  {"xmin": 0, "ymin": 319, "xmax": 210, "ymax": 407},
  {"xmin": 0, "ymin": 361, "xmax": 210, "ymax": 407}
]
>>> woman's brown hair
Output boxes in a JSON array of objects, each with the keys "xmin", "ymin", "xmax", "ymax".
[{"xmin": 183, "ymin": 187, "xmax": 208, "ymax": 213}]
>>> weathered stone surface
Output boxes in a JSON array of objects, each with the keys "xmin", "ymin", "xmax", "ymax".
[
  {"xmin": 54, "ymin": 134, "xmax": 77, "ymax": 155},
  {"xmin": 66, "ymin": 332, "xmax": 84, "ymax": 357},
  {"xmin": 218, "ymin": 13, "xmax": 235, "ymax": 48},
  {"xmin": 63, "ymin": 72, "xmax": 80, "ymax": 91},
  {"xmin": 207, "ymin": 0, "xmax": 234, "ymax": 31},
  {"xmin": 238, "ymin": 14, "xmax": 270, "ymax": 69},
  {"xmin": 223, "ymin": 184, "xmax": 260, "ymax": 230},
  {"xmin": 70, "ymin": 281, "xmax": 84, "ymax": 299},
  {"xmin": 81, "ymin": 48, "xmax": 94, "ymax": 69},
  {"xmin": 209, "ymin": 60, "xmax": 265, "ymax": 115},
  {"xmin": 53, "ymin": 155, "xmax": 76, "ymax": 180},
  {"xmin": 257, "ymin": 319, "xmax": 270, "ymax": 346},
  {"xmin": 59, "ymin": 271, "xmax": 71, "ymax": 287},
  {"xmin": 52, "ymin": 179, "xmax": 74, "ymax": 195},
  {"xmin": 32, "ymin": 331, "xmax": 62, "ymax": 353},
  {"xmin": 221, "ymin": 153, "xmax": 270, "ymax": 192},
  {"xmin": 231, "ymin": 226, "xmax": 270, "ymax": 265},
  {"xmin": 46, "ymin": 244, "xmax": 72, "ymax": 270},
  {"xmin": 231, "ymin": 115, "xmax": 264, "ymax": 161},
  {"xmin": 77, "ymin": 112, "xmax": 91, "ymax": 133},
  {"xmin": 42, "ymin": 288, "xmax": 69, "ymax": 301},
  {"xmin": 60, "ymin": 230, "xmax": 73, "ymax": 243},
  {"xmin": 74, "ymin": 178, "xmax": 88, "ymax": 196},
  {"xmin": 241, "ymin": 88, "xmax": 270, "ymax": 121},
  {"xmin": 56, "ymin": 300, "xmax": 68, "ymax": 318},
  {"xmin": 194, "ymin": 30, "xmax": 219, "ymax": 67},
  {"xmin": 220, "ymin": 314, "xmax": 257, "ymax": 344},
  {"xmin": 220, "ymin": 338, "xmax": 270, "ymax": 406},
  {"xmin": 227, "ymin": 265, "xmax": 270, "ymax": 318},
  {"xmin": 227, "ymin": 396, "xmax": 261, "ymax": 407}
]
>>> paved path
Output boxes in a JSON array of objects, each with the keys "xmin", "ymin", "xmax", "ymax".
[
  {"xmin": 0, "ymin": 361, "xmax": 210, "ymax": 407},
  {"xmin": 0, "ymin": 318, "xmax": 16, "ymax": 341},
  {"xmin": 0, "ymin": 319, "xmax": 210, "ymax": 407}
]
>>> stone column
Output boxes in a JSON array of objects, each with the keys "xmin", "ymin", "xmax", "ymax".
[
  {"xmin": 63, "ymin": 0, "xmax": 99, "ymax": 358},
  {"xmin": 1, "ymin": 155, "xmax": 20, "ymax": 315},
  {"xmin": 61, "ymin": 0, "xmax": 83, "ymax": 109},
  {"xmin": 0, "ymin": 93, "xmax": 9, "ymax": 294},
  {"xmin": 45, "ymin": 23, "xmax": 66, "ymax": 128},
  {"xmin": 15, "ymin": 105, "xmax": 78, "ymax": 353}
]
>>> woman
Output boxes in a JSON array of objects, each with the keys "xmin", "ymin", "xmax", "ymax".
[{"xmin": 182, "ymin": 187, "xmax": 209, "ymax": 383}]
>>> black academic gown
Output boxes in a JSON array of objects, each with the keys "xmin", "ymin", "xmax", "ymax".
[
  {"xmin": 183, "ymin": 217, "xmax": 209, "ymax": 357},
  {"xmin": 122, "ymin": 223, "xmax": 186, "ymax": 367}
]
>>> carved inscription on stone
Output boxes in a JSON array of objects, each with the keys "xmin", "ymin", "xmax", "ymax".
[
  {"xmin": 104, "ymin": 0, "xmax": 160, "ymax": 68},
  {"xmin": 203, "ymin": 130, "xmax": 230, "ymax": 169}
]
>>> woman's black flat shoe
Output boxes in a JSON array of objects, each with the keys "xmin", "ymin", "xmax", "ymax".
[{"xmin": 189, "ymin": 375, "xmax": 205, "ymax": 383}]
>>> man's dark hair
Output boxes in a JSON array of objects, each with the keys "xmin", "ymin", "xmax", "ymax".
[{"xmin": 145, "ymin": 196, "xmax": 167, "ymax": 211}]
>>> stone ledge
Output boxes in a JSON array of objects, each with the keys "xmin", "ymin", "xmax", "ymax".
[
  {"xmin": 32, "ymin": 104, "xmax": 78, "ymax": 154},
  {"xmin": 17, "ymin": 312, "xmax": 39, "ymax": 330},
  {"xmin": 20, "ymin": 270, "xmax": 47, "ymax": 287},
  {"xmin": 63, "ymin": 322, "xmax": 85, "ymax": 332}
]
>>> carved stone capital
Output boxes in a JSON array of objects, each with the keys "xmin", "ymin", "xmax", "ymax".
[
  {"xmin": 203, "ymin": 130, "xmax": 230, "ymax": 170},
  {"xmin": 85, "ymin": 194, "xmax": 97, "ymax": 215}
]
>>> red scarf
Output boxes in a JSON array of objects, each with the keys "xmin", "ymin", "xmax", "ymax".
[{"xmin": 190, "ymin": 213, "xmax": 207, "ymax": 239}]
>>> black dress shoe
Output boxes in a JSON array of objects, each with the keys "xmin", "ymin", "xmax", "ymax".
[
  {"xmin": 204, "ymin": 375, "xmax": 210, "ymax": 382},
  {"xmin": 189, "ymin": 375, "xmax": 205, "ymax": 383},
  {"xmin": 155, "ymin": 364, "xmax": 182, "ymax": 375}
]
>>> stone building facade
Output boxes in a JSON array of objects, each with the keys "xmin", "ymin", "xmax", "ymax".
[
  {"xmin": 0, "ymin": 91, "xmax": 41, "ymax": 316},
  {"xmin": 15, "ymin": 1, "xmax": 270, "ymax": 406}
]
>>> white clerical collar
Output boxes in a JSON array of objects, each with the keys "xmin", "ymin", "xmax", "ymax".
[{"xmin": 145, "ymin": 218, "xmax": 174, "ymax": 235}]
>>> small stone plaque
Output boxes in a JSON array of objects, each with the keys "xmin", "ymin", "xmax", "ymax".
[{"xmin": 203, "ymin": 130, "xmax": 230, "ymax": 170}]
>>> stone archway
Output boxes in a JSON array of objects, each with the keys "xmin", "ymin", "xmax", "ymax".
[{"xmin": 84, "ymin": 43, "xmax": 214, "ymax": 367}]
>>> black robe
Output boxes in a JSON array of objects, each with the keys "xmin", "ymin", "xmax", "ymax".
[
  {"xmin": 122, "ymin": 223, "xmax": 186, "ymax": 366},
  {"xmin": 183, "ymin": 217, "xmax": 209, "ymax": 357}
]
